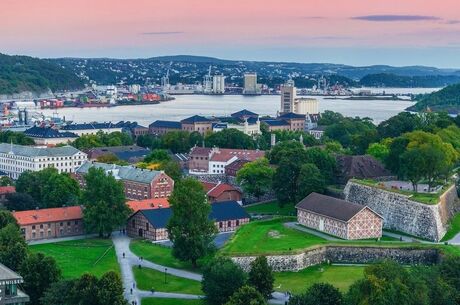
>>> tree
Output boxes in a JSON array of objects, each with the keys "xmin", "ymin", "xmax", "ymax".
[
  {"xmin": 236, "ymin": 158, "xmax": 274, "ymax": 200},
  {"xmin": 70, "ymin": 273, "xmax": 100, "ymax": 305},
  {"xmin": 15, "ymin": 168, "xmax": 80, "ymax": 208},
  {"xmin": 202, "ymin": 257, "xmax": 248, "ymax": 305},
  {"xmin": 289, "ymin": 283, "xmax": 342, "ymax": 305},
  {"xmin": 81, "ymin": 167, "xmax": 131, "ymax": 237},
  {"xmin": 248, "ymin": 256, "xmax": 274, "ymax": 299},
  {"xmin": 345, "ymin": 260, "xmax": 429, "ymax": 305},
  {"xmin": 225, "ymin": 286, "xmax": 267, "ymax": 305},
  {"xmin": 266, "ymin": 141, "xmax": 307, "ymax": 165},
  {"xmin": 304, "ymin": 147, "xmax": 336, "ymax": 183},
  {"xmin": 377, "ymin": 112, "xmax": 420, "ymax": 139},
  {"xmin": 385, "ymin": 136, "xmax": 409, "ymax": 177},
  {"xmin": 97, "ymin": 271, "xmax": 128, "ymax": 305},
  {"xmin": 40, "ymin": 279, "xmax": 76, "ymax": 305},
  {"xmin": 167, "ymin": 178, "xmax": 217, "ymax": 268},
  {"xmin": 318, "ymin": 111, "xmax": 344, "ymax": 126},
  {"xmin": 439, "ymin": 256, "xmax": 460, "ymax": 292},
  {"xmin": 205, "ymin": 128, "xmax": 256, "ymax": 149},
  {"xmin": 0, "ymin": 176, "xmax": 13, "ymax": 186},
  {"xmin": 162, "ymin": 131, "xmax": 203, "ymax": 153},
  {"xmin": 400, "ymin": 148, "xmax": 426, "ymax": 191},
  {"xmin": 297, "ymin": 163, "xmax": 326, "ymax": 201},
  {"xmin": 96, "ymin": 153, "xmax": 129, "ymax": 165},
  {"xmin": 272, "ymin": 157, "xmax": 302, "ymax": 205},
  {"xmin": 72, "ymin": 131, "xmax": 134, "ymax": 150},
  {"xmin": 5, "ymin": 192, "xmax": 36, "ymax": 211},
  {"xmin": 144, "ymin": 149, "xmax": 171, "ymax": 163},
  {"xmin": 0, "ymin": 211, "xmax": 28, "ymax": 270},
  {"xmin": 159, "ymin": 160, "xmax": 183, "ymax": 182},
  {"xmin": 20, "ymin": 252, "xmax": 61, "ymax": 305},
  {"xmin": 366, "ymin": 142, "xmax": 390, "ymax": 163}
]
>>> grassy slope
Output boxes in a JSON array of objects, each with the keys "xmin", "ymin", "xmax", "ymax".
[
  {"xmin": 30, "ymin": 239, "xmax": 119, "ymax": 278},
  {"xmin": 133, "ymin": 267, "xmax": 202, "ymax": 295},
  {"xmin": 142, "ymin": 299, "xmax": 203, "ymax": 305},
  {"xmin": 442, "ymin": 213, "xmax": 460, "ymax": 242},
  {"xmin": 130, "ymin": 240, "xmax": 210, "ymax": 271},
  {"xmin": 275, "ymin": 264, "xmax": 365, "ymax": 293},
  {"xmin": 220, "ymin": 217, "xmax": 327, "ymax": 255}
]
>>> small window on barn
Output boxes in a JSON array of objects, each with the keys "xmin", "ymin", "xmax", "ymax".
[
  {"xmin": 146, "ymin": 222, "xmax": 149, "ymax": 231},
  {"xmin": 236, "ymin": 220, "xmax": 239, "ymax": 226},
  {"xmin": 219, "ymin": 222, "xmax": 223, "ymax": 228},
  {"xmin": 227, "ymin": 221, "xmax": 231, "ymax": 227},
  {"xmin": 132, "ymin": 219, "xmax": 136, "ymax": 228}
]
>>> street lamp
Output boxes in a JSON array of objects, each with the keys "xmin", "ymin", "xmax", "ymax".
[{"xmin": 164, "ymin": 268, "xmax": 168, "ymax": 284}]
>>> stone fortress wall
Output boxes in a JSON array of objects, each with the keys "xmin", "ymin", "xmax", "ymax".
[
  {"xmin": 343, "ymin": 181, "xmax": 458, "ymax": 242},
  {"xmin": 231, "ymin": 245, "xmax": 440, "ymax": 272}
]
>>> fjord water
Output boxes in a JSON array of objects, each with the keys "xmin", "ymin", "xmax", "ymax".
[{"xmin": 39, "ymin": 90, "xmax": 436, "ymax": 126}]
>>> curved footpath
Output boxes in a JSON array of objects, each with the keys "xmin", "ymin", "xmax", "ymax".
[{"xmin": 112, "ymin": 233, "xmax": 289, "ymax": 305}]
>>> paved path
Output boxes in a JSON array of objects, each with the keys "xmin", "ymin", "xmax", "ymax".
[
  {"xmin": 448, "ymin": 232, "xmax": 460, "ymax": 245},
  {"xmin": 28, "ymin": 234, "xmax": 98, "ymax": 245},
  {"xmin": 284, "ymin": 222, "xmax": 340, "ymax": 241},
  {"xmin": 112, "ymin": 233, "xmax": 289, "ymax": 304}
]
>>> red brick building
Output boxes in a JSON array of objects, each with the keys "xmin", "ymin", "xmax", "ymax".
[
  {"xmin": 202, "ymin": 182, "xmax": 242, "ymax": 203},
  {"xmin": 75, "ymin": 162, "xmax": 174, "ymax": 200},
  {"xmin": 127, "ymin": 201, "xmax": 250, "ymax": 241},
  {"xmin": 148, "ymin": 121, "xmax": 182, "ymax": 136},
  {"xmin": 225, "ymin": 159, "xmax": 250, "ymax": 177},
  {"xmin": 296, "ymin": 193, "xmax": 383, "ymax": 240},
  {"xmin": 13, "ymin": 206, "xmax": 84, "ymax": 241}
]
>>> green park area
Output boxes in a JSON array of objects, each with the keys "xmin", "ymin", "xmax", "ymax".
[
  {"xmin": 274, "ymin": 264, "xmax": 365, "ymax": 293},
  {"xmin": 442, "ymin": 213, "xmax": 460, "ymax": 242},
  {"xmin": 220, "ymin": 217, "xmax": 327, "ymax": 255},
  {"xmin": 142, "ymin": 299, "xmax": 203, "ymax": 305},
  {"xmin": 244, "ymin": 201, "xmax": 296, "ymax": 216},
  {"xmin": 30, "ymin": 239, "xmax": 119, "ymax": 278},
  {"xmin": 133, "ymin": 267, "xmax": 202, "ymax": 295}
]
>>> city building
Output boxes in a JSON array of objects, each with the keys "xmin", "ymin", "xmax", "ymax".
[
  {"xmin": 60, "ymin": 121, "xmax": 130, "ymax": 136},
  {"xmin": 149, "ymin": 120, "xmax": 182, "ymax": 135},
  {"xmin": 225, "ymin": 159, "xmax": 250, "ymax": 177},
  {"xmin": 212, "ymin": 119, "xmax": 260, "ymax": 136},
  {"xmin": 86, "ymin": 145, "xmax": 150, "ymax": 164},
  {"xmin": 261, "ymin": 119, "xmax": 291, "ymax": 132},
  {"xmin": 13, "ymin": 206, "xmax": 84, "ymax": 241},
  {"xmin": 129, "ymin": 84, "xmax": 141, "ymax": 94},
  {"xmin": 305, "ymin": 113, "xmax": 321, "ymax": 130},
  {"xmin": 280, "ymin": 80, "xmax": 296, "ymax": 114},
  {"xmin": 0, "ymin": 186, "xmax": 15, "ymax": 206},
  {"xmin": 0, "ymin": 263, "xmax": 29, "ymax": 305},
  {"xmin": 212, "ymin": 74, "xmax": 226, "ymax": 94},
  {"xmin": 307, "ymin": 126, "xmax": 326, "ymax": 140},
  {"xmin": 202, "ymin": 182, "xmax": 242, "ymax": 203},
  {"xmin": 243, "ymin": 73, "xmax": 261, "ymax": 95},
  {"xmin": 188, "ymin": 147, "xmax": 265, "ymax": 175},
  {"xmin": 277, "ymin": 112, "xmax": 306, "ymax": 131},
  {"xmin": 296, "ymin": 192, "xmax": 383, "ymax": 240},
  {"xmin": 23, "ymin": 126, "xmax": 78, "ymax": 146},
  {"xmin": 75, "ymin": 161, "xmax": 174, "ymax": 199},
  {"xmin": 294, "ymin": 98, "xmax": 319, "ymax": 115},
  {"xmin": 126, "ymin": 198, "xmax": 170, "ymax": 213},
  {"xmin": 0, "ymin": 144, "xmax": 87, "ymax": 179},
  {"xmin": 181, "ymin": 115, "xmax": 213, "ymax": 135},
  {"xmin": 127, "ymin": 201, "xmax": 250, "ymax": 241}
]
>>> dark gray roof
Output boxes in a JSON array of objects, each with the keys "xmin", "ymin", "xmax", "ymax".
[
  {"xmin": 0, "ymin": 263, "xmax": 23, "ymax": 284},
  {"xmin": 76, "ymin": 161, "xmax": 162, "ymax": 184},
  {"xmin": 296, "ymin": 192, "xmax": 379, "ymax": 222},
  {"xmin": 336, "ymin": 155, "xmax": 392, "ymax": 182},
  {"xmin": 0, "ymin": 143, "xmax": 83, "ymax": 157},
  {"xmin": 24, "ymin": 126, "xmax": 78, "ymax": 139},
  {"xmin": 262, "ymin": 119, "xmax": 289, "ymax": 126},
  {"xmin": 181, "ymin": 115, "xmax": 211, "ymax": 124},
  {"xmin": 149, "ymin": 120, "xmax": 181, "ymax": 129},
  {"xmin": 61, "ymin": 121, "xmax": 131, "ymax": 131},
  {"xmin": 231, "ymin": 109, "xmax": 258, "ymax": 118},
  {"xmin": 278, "ymin": 112, "xmax": 306, "ymax": 119},
  {"xmin": 136, "ymin": 201, "xmax": 249, "ymax": 229},
  {"xmin": 88, "ymin": 146, "xmax": 150, "ymax": 162}
]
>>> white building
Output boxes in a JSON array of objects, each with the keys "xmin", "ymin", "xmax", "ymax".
[
  {"xmin": 212, "ymin": 119, "xmax": 261, "ymax": 136},
  {"xmin": 0, "ymin": 144, "xmax": 87, "ymax": 179},
  {"xmin": 294, "ymin": 98, "xmax": 319, "ymax": 115},
  {"xmin": 129, "ymin": 84, "xmax": 141, "ymax": 94},
  {"xmin": 60, "ymin": 122, "xmax": 125, "ymax": 136},
  {"xmin": 280, "ymin": 80, "xmax": 296, "ymax": 113},
  {"xmin": 212, "ymin": 75, "xmax": 226, "ymax": 94}
]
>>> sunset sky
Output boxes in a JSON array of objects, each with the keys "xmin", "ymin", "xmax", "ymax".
[{"xmin": 1, "ymin": 0, "xmax": 460, "ymax": 67}]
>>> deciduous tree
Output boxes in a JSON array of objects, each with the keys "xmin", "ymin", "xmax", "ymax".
[
  {"xmin": 248, "ymin": 256, "xmax": 274, "ymax": 299},
  {"xmin": 297, "ymin": 164, "xmax": 326, "ymax": 201},
  {"xmin": 225, "ymin": 286, "xmax": 267, "ymax": 305},
  {"xmin": 236, "ymin": 158, "xmax": 274, "ymax": 200}
]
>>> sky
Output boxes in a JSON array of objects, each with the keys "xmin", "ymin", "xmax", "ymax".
[{"xmin": 1, "ymin": 0, "xmax": 460, "ymax": 67}]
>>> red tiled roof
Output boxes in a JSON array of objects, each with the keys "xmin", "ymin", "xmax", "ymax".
[
  {"xmin": 207, "ymin": 183, "xmax": 241, "ymax": 199},
  {"xmin": 201, "ymin": 182, "xmax": 217, "ymax": 193},
  {"xmin": 126, "ymin": 198, "xmax": 170, "ymax": 213},
  {"xmin": 210, "ymin": 149, "xmax": 265, "ymax": 162},
  {"xmin": 13, "ymin": 206, "xmax": 83, "ymax": 226},
  {"xmin": 0, "ymin": 186, "xmax": 15, "ymax": 194}
]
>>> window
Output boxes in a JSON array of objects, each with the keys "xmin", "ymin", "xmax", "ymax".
[
  {"xmin": 67, "ymin": 221, "xmax": 71, "ymax": 226},
  {"xmin": 132, "ymin": 219, "xmax": 136, "ymax": 228},
  {"xmin": 219, "ymin": 222, "xmax": 223, "ymax": 228},
  {"xmin": 75, "ymin": 220, "xmax": 79, "ymax": 225},
  {"xmin": 60, "ymin": 222, "xmax": 63, "ymax": 227},
  {"xmin": 32, "ymin": 225, "xmax": 36, "ymax": 230},
  {"xmin": 227, "ymin": 221, "xmax": 231, "ymax": 227},
  {"xmin": 40, "ymin": 224, "xmax": 43, "ymax": 229},
  {"xmin": 236, "ymin": 220, "xmax": 240, "ymax": 226},
  {"xmin": 146, "ymin": 222, "xmax": 149, "ymax": 231}
]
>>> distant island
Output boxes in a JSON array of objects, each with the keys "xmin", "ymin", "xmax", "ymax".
[
  {"xmin": 0, "ymin": 53, "xmax": 84, "ymax": 95},
  {"xmin": 406, "ymin": 83, "xmax": 460, "ymax": 113}
]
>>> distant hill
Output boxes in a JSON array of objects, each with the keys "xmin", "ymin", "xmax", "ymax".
[
  {"xmin": 0, "ymin": 53, "xmax": 84, "ymax": 95},
  {"xmin": 360, "ymin": 73, "xmax": 460, "ymax": 88},
  {"xmin": 406, "ymin": 83, "xmax": 460, "ymax": 113},
  {"xmin": 49, "ymin": 55, "xmax": 460, "ymax": 88}
]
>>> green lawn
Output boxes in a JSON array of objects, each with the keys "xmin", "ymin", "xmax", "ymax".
[
  {"xmin": 221, "ymin": 217, "xmax": 327, "ymax": 255},
  {"xmin": 275, "ymin": 264, "xmax": 365, "ymax": 293},
  {"xmin": 244, "ymin": 201, "xmax": 296, "ymax": 216},
  {"xmin": 142, "ymin": 298, "xmax": 203, "ymax": 305},
  {"xmin": 30, "ymin": 239, "xmax": 119, "ymax": 279},
  {"xmin": 130, "ymin": 240, "xmax": 210, "ymax": 271},
  {"xmin": 441, "ymin": 213, "xmax": 460, "ymax": 242},
  {"xmin": 133, "ymin": 267, "xmax": 202, "ymax": 295}
]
